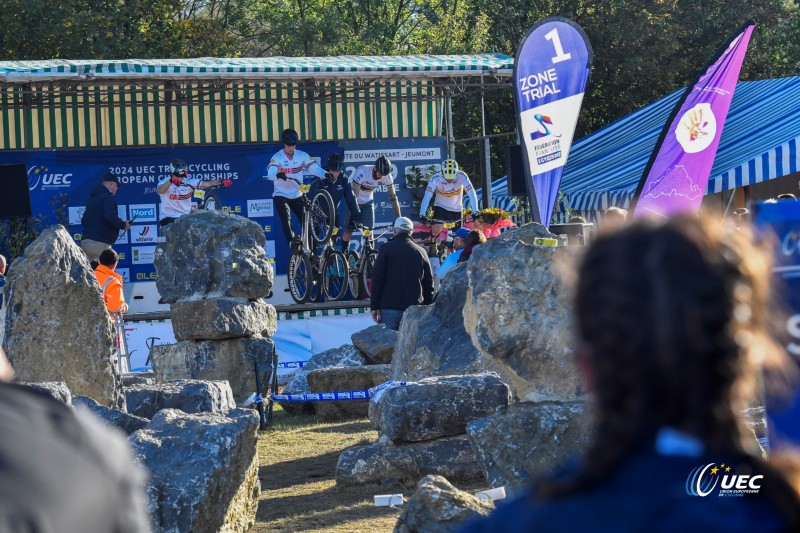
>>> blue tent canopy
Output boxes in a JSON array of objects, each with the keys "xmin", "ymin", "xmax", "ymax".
[{"xmin": 561, "ymin": 76, "xmax": 800, "ymax": 212}]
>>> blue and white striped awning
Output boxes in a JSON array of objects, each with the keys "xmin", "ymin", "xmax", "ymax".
[{"xmin": 561, "ymin": 76, "xmax": 800, "ymax": 211}]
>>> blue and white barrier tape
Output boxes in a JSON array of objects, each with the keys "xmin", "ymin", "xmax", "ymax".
[
  {"xmin": 272, "ymin": 380, "xmax": 407, "ymax": 403},
  {"xmin": 277, "ymin": 361, "xmax": 306, "ymax": 369}
]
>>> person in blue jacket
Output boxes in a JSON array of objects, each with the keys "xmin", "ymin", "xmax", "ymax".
[
  {"xmin": 311, "ymin": 152, "xmax": 361, "ymax": 251},
  {"xmin": 80, "ymin": 172, "xmax": 130, "ymax": 262},
  {"xmin": 462, "ymin": 215, "xmax": 800, "ymax": 533}
]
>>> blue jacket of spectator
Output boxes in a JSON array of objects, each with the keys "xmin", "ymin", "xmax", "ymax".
[{"xmin": 81, "ymin": 183, "xmax": 126, "ymax": 245}]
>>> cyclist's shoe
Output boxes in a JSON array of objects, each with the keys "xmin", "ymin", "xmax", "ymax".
[{"xmin": 291, "ymin": 236, "xmax": 303, "ymax": 254}]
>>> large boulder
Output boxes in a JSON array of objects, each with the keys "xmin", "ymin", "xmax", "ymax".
[
  {"xmin": 278, "ymin": 344, "xmax": 367, "ymax": 415},
  {"xmin": 336, "ymin": 435, "xmax": 484, "ymax": 487},
  {"xmin": 463, "ymin": 223, "xmax": 586, "ymax": 402},
  {"xmin": 390, "ymin": 265, "xmax": 485, "ymax": 381},
  {"xmin": 1, "ymin": 225, "xmax": 124, "ymax": 408},
  {"xmin": 73, "ymin": 395, "xmax": 149, "ymax": 435},
  {"xmin": 129, "ymin": 408, "xmax": 260, "ymax": 533},
  {"xmin": 306, "ymin": 364, "xmax": 391, "ymax": 420},
  {"xmin": 171, "ymin": 297, "xmax": 277, "ymax": 341},
  {"xmin": 16, "ymin": 381, "xmax": 72, "ymax": 406},
  {"xmin": 395, "ymin": 475, "xmax": 494, "ymax": 533},
  {"xmin": 351, "ymin": 325, "xmax": 397, "ymax": 364},
  {"xmin": 125, "ymin": 379, "xmax": 236, "ymax": 419},
  {"xmin": 154, "ymin": 210, "xmax": 273, "ymax": 303},
  {"xmin": 466, "ymin": 401, "xmax": 592, "ymax": 489},
  {"xmin": 370, "ymin": 373, "xmax": 511, "ymax": 442},
  {"xmin": 150, "ymin": 336, "xmax": 275, "ymax": 403}
]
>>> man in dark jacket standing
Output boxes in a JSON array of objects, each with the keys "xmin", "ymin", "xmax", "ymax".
[
  {"xmin": 80, "ymin": 172, "xmax": 130, "ymax": 262},
  {"xmin": 370, "ymin": 216, "xmax": 434, "ymax": 330}
]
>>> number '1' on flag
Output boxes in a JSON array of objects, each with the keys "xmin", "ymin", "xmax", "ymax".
[
  {"xmin": 632, "ymin": 21, "xmax": 755, "ymax": 219},
  {"xmin": 513, "ymin": 17, "xmax": 592, "ymax": 228}
]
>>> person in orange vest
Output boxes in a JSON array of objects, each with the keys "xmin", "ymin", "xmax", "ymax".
[{"xmin": 94, "ymin": 248, "xmax": 128, "ymax": 314}]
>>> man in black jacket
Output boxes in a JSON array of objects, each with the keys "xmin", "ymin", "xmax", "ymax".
[
  {"xmin": 80, "ymin": 172, "xmax": 130, "ymax": 262},
  {"xmin": 370, "ymin": 216, "xmax": 434, "ymax": 330}
]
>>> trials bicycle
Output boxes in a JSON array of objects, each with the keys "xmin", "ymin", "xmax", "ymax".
[
  {"xmin": 286, "ymin": 178, "xmax": 349, "ymax": 303},
  {"xmin": 183, "ymin": 180, "xmax": 230, "ymax": 210},
  {"xmin": 346, "ymin": 225, "xmax": 393, "ymax": 300}
]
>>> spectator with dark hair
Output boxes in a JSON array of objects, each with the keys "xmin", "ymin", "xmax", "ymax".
[
  {"xmin": 462, "ymin": 215, "xmax": 800, "ymax": 532},
  {"xmin": 600, "ymin": 206, "xmax": 627, "ymax": 232},
  {"xmin": 80, "ymin": 172, "xmax": 130, "ymax": 262},
  {"xmin": 457, "ymin": 230, "xmax": 487, "ymax": 264},
  {"xmin": 94, "ymin": 248, "xmax": 128, "ymax": 314},
  {"xmin": 370, "ymin": 217, "xmax": 434, "ymax": 331},
  {"xmin": 0, "ymin": 346, "xmax": 150, "ymax": 532}
]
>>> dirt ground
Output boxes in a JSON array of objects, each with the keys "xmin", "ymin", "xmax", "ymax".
[{"xmin": 252, "ymin": 406, "xmax": 403, "ymax": 533}]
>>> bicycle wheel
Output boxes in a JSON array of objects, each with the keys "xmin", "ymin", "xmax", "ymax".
[
  {"xmin": 202, "ymin": 192, "xmax": 222, "ymax": 210},
  {"xmin": 287, "ymin": 253, "xmax": 312, "ymax": 304},
  {"xmin": 309, "ymin": 190, "xmax": 335, "ymax": 247},
  {"xmin": 322, "ymin": 250, "xmax": 349, "ymax": 302},
  {"xmin": 347, "ymin": 250, "xmax": 361, "ymax": 300},
  {"xmin": 361, "ymin": 251, "xmax": 378, "ymax": 299}
]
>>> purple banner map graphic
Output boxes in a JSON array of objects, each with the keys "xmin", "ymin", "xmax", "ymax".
[
  {"xmin": 633, "ymin": 22, "xmax": 754, "ymax": 218},
  {"xmin": 513, "ymin": 17, "xmax": 592, "ymax": 227}
]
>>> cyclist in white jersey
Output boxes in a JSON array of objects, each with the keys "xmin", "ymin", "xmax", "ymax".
[
  {"xmin": 266, "ymin": 128, "xmax": 327, "ymax": 253},
  {"xmin": 157, "ymin": 159, "xmax": 231, "ymax": 227},
  {"xmin": 418, "ymin": 159, "xmax": 479, "ymax": 242},
  {"xmin": 345, "ymin": 155, "xmax": 401, "ymax": 242}
]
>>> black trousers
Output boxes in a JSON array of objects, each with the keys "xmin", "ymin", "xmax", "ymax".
[{"xmin": 274, "ymin": 195, "xmax": 306, "ymax": 244}]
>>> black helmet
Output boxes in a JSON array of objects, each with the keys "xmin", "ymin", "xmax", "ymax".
[
  {"xmin": 169, "ymin": 159, "xmax": 188, "ymax": 177},
  {"xmin": 375, "ymin": 155, "xmax": 392, "ymax": 176},
  {"xmin": 326, "ymin": 153, "xmax": 344, "ymax": 172},
  {"xmin": 281, "ymin": 128, "xmax": 299, "ymax": 146}
]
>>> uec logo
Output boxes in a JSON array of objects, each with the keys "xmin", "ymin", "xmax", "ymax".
[
  {"xmin": 686, "ymin": 463, "xmax": 763, "ymax": 497},
  {"xmin": 28, "ymin": 166, "xmax": 72, "ymax": 190},
  {"xmin": 781, "ymin": 230, "xmax": 800, "ymax": 257}
]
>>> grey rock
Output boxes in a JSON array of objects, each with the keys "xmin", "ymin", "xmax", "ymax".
[
  {"xmin": 742, "ymin": 406, "xmax": 766, "ymax": 438},
  {"xmin": 171, "ymin": 297, "xmax": 277, "ymax": 341},
  {"xmin": 394, "ymin": 475, "xmax": 494, "ymax": 533},
  {"xmin": 370, "ymin": 373, "xmax": 511, "ymax": 442},
  {"xmin": 125, "ymin": 379, "xmax": 236, "ymax": 419},
  {"xmin": 16, "ymin": 381, "xmax": 72, "ymax": 405},
  {"xmin": 1, "ymin": 225, "xmax": 124, "ymax": 408},
  {"xmin": 154, "ymin": 210, "xmax": 273, "ymax": 303},
  {"xmin": 336, "ymin": 435, "xmax": 484, "ymax": 487},
  {"xmin": 73, "ymin": 395, "xmax": 149, "ymax": 435},
  {"xmin": 351, "ymin": 325, "xmax": 397, "ymax": 364},
  {"xmin": 306, "ymin": 364, "xmax": 391, "ymax": 420},
  {"xmin": 463, "ymin": 223, "xmax": 586, "ymax": 402},
  {"xmin": 391, "ymin": 265, "xmax": 485, "ymax": 382},
  {"xmin": 150, "ymin": 337, "xmax": 275, "ymax": 403},
  {"xmin": 278, "ymin": 344, "xmax": 367, "ymax": 415},
  {"xmin": 122, "ymin": 371, "xmax": 155, "ymax": 387},
  {"xmin": 466, "ymin": 401, "xmax": 592, "ymax": 488},
  {"xmin": 129, "ymin": 408, "xmax": 260, "ymax": 533}
]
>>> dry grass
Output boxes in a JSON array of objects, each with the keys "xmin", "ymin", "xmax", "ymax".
[{"xmin": 252, "ymin": 405, "xmax": 402, "ymax": 533}]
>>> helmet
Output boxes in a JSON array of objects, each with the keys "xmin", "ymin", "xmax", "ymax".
[
  {"xmin": 169, "ymin": 159, "xmax": 188, "ymax": 177},
  {"xmin": 375, "ymin": 155, "xmax": 392, "ymax": 177},
  {"xmin": 281, "ymin": 128, "xmax": 299, "ymax": 146},
  {"xmin": 326, "ymin": 153, "xmax": 344, "ymax": 172},
  {"xmin": 442, "ymin": 159, "xmax": 458, "ymax": 181}
]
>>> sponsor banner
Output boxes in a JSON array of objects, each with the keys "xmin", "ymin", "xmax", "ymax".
[
  {"xmin": 247, "ymin": 199, "xmax": 273, "ymax": 218},
  {"xmin": 130, "ymin": 224, "xmax": 158, "ymax": 244},
  {"xmin": 513, "ymin": 17, "xmax": 592, "ymax": 227},
  {"xmin": 129, "ymin": 203, "xmax": 158, "ymax": 222},
  {"xmin": 0, "ymin": 137, "xmax": 445, "ymax": 276},
  {"xmin": 131, "ymin": 246, "xmax": 156, "ymax": 265},
  {"xmin": 753, "ymin": 201, "xmax": 800, "ymax": 447},
  {"xmin": 116, "ymin": 268, "xmax": 131, "ymax": 283},
  {"xmin": 632, "ymin": 22, "xmax": 755, "ymax": 218}
]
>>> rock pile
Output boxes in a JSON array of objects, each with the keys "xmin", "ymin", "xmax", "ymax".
[
  {"xmin": 1, "ymin": 225, "xmax": 124, "ymax": 408},
  {"xmin": 278, "ymin": 324, "xmax": 398, "ymax": 419},
  {"xmin": 150, "ymin": 210, "xmax": 277, "ymax": 403}
]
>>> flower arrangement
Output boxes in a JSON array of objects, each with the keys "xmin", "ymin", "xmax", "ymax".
[{"xmin": 464, "ymin": 207, "xmax": 516, "ymax": 238}]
